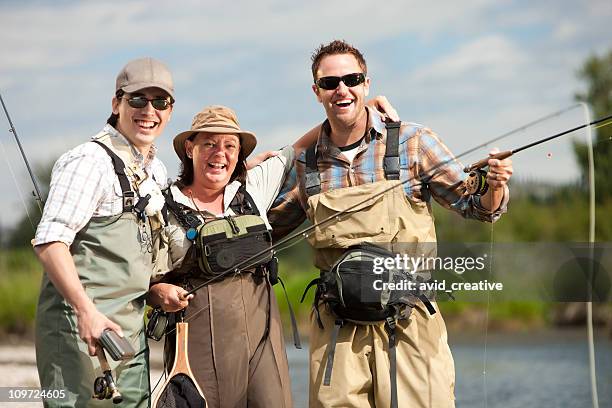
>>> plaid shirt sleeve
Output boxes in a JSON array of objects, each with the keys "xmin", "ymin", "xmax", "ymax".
[
  {"xmin": 417, "ymin": 128, "xmax": 508, "ymax": 222},
  {"xmin": 267, "ymin": 161, "xmax": 307, "ymax": 241},
  {"xmin": 34, "ymin": 146, "xmax": 115, "ymax": 246}
]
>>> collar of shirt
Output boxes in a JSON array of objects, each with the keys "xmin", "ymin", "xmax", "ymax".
[
  {"xmin": 315, "ymin": 106, "xmax": 385, "ymax": 160},
  {"xmin": 101, "ymin": 123, "xmax": 158, "ymax": 167},
  {"xmin": 170, "ymin": 180, "xmax": 242, "ymax": 215}
]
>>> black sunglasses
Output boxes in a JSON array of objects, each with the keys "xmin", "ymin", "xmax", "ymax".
[
  {"xmin": 123, "ymin": 95, "xmax": 173, "ymax": 111},
  {"xmin": 315, "ymin": 73, "xmax": 366, "ymax": 90}
]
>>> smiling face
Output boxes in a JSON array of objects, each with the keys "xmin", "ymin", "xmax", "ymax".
[
  {"xmin": 112, "ymin": 87, "xmax": 173, "ymax": 153},
  {"xmin": 312, "ymin": 53, "xmax": 370, "ymax": 128},
  {"xmin": 185, "ymin": 132, "xmax": 241, "ymax": 190}
]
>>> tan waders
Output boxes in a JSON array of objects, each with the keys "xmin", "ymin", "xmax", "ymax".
[
  {"xmin": 304, "ymin": 178, "xmax": 456, "ymax": 408},
  {"xmin": 164, "ymin": 274, "xmax": 292, "ymax": 408},
  {"xmin": 35, "ymin": 138, "xmax": 162, "ymax": 407},
  {"xmin": 161, "ymin": 186, "xmax": 293, "ymax": 408}
]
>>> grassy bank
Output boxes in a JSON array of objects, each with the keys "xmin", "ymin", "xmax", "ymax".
[
  {"xmin": 0, "ymin": 243, "xmax": 612, "ymax": 335},
  {"xmin": 0, "ymin": 248, "xmax": 42, "ymax": 336}
]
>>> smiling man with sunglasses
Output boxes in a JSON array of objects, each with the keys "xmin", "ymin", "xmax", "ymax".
[
  {"xmin": 33, "ymin": 57, "xmax": 181, "ymax": 407},
  {"xmin": 269, "ymin": 40, "xmax": 513, "ymax": 408}
]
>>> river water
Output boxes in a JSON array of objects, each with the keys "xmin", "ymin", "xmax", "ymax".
[
  {"xmin": 1, "ymin": 329, "xmax": 609, "ymax": 407},
  {"xmin": 285, "ymin": 330, "xmax": 612, "ymax": 407}
]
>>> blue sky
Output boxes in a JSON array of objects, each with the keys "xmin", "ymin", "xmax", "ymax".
[{"xmin": 0, "ymin": 0, "xmax": 611, "ymax": 228}]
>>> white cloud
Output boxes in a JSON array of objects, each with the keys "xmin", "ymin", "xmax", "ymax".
[
  {"xmin": 1, "ymin": 0, "xmax": 611, "ymax": 228},
  {"xmin": 412, "ymin": 35, "xmax": 528, "ymax": 83}
]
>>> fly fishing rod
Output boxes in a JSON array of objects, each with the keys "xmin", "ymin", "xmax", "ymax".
[
  {"xmin": 183, "ymin": 113, "xmax": 612, "ymax": 297},
  {"xmin": 464, "ymin": 113, "xmax": 612, "ymax": 172},
  {"xmin": 0, "ymin": 92, "xmax": 45, "ymax": 214}
]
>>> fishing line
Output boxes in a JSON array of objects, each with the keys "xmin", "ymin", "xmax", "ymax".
[
  {"xmin": 182, "ymin": 114, "xmax": 612, "ymax": 299},
  {"xmin": 0, "ymin": 135, "xmax": 36, "ymax": 230},
  {"xmin": 478, "ymin": 103, "xmax": 605, "ymax": 407},
  {"xmin": 0, "ymin": 92, "xmax": 44, "ymax": 214},
  {"xmin": 481, "ymin": 223, "xmax": 495, "ymax": 408},
  {"xmin": 579, "ymin": 101, "xmax": 599, "ymax": 408}
]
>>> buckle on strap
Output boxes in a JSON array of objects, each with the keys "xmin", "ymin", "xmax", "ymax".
[
  {"xmin": 123, "ymin": 191, "xmax": 135, "ymax": 211},
  {"xmin": 383, "ymin": 156, "xmax": 400, "ymax": 179},
  {"xmin": 305, "ymin": 172, "xmax": 321, "ymax": 195}
]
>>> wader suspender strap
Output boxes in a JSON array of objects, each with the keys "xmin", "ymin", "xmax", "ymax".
[
  {"xmin": 385, "ymin": 317, "xmax": 398, "ymax": 408},
  {"xmin": 323, "ymin": 319, "xmax": 343, "ymax": 386},
  {"xmin": 229, "ymin": 185, "xmax": 260, "ymax": 216},
  {"xmin": 305, "ymin": 144, "xmax": 320, "ymax": 196},
  {"xmin": 303, "ymin": 121, "xmax": 403, "ymax": 196},
  {"xmin": 163, "ymin": 189, "xmax": 201, "ymax": 231},
  {"xmin": 277, "ymin": 276, "xmax": 302, "ymax": 349},
  {"xmin": 92, "ymin": 141, "xmax": 135, "ymax": 213},
  {"xmin": 383, "ymin": 121, "xmax": 401, "ymax": 180}
]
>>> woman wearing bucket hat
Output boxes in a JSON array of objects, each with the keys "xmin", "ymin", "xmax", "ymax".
[
  {"xmin": 33, "ymin": 57, "xmax": 179, "ymax": 407},
  {"xmin": 148, "ymin": 104, "xmax": 308, "ymax": 408}
]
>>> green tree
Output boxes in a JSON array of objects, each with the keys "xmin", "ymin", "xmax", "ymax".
[{"xmin": 574, "ymin": 50, "xmax": 612, "ymax": 202}]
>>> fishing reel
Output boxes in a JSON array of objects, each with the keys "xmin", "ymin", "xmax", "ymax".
[
  {"xmin": 93, "ymin": 371, "xmax": 122, "ymax": 404},
  {"xmin": 93, "ymin": 347, "xmax": 123, "ymax": 404},
  {"xmin": 146, "ymin": 307, "xmax": 170, "ymax": 341},
  {"xmin": 464, "ymin": 168, "xmax": 489, "ymax": 196}
]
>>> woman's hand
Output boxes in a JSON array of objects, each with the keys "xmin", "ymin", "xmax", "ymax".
[
  {"xmin": 148, "ymin": 283, "xmax": 194, "ymax": 312},
  {"xmin": 366, "ymin": 95, "xmax": 399, "ymax": 122},
  {"xmin": 246, "ymin": 150, "xmax": 281, "ymax": 169}
]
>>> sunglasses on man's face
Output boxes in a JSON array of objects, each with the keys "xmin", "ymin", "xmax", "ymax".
[
  {"xmin": 315, "ymin": 73, "xmax": 366, "ymax": 90},
  {"xmin": 124, "ymin": 95, "xmax": 173, "ymax": 111}
]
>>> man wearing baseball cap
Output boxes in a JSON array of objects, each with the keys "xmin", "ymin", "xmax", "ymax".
[{"xmin": 34, "ymin": 57, "xmax": 184, "ymax": 407}]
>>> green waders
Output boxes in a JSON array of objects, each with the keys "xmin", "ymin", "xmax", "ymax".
[{"xmin": 35, "ymin": 138, "xmax": 160, "ymax": 407}]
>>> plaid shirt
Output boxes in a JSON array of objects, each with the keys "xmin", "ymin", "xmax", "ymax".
[
  {"xmin": 268, "ymin": 107, "xmax": 508, "ymax": 239},
  {"xmin": 34, "ymin": 124, "xmax": 168, "ymax": 246}
]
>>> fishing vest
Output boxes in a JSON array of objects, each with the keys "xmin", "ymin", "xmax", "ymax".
[
  {"xmin": 163, "ymin": 185, "xmax": 274, "ymax": 281},
  {"xmin": 301, "ymin": 121, "xmax": 438, "ymax": 408}
]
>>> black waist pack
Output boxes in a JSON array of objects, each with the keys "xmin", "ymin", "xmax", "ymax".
[
  {"xmin": 311, "ymin": 243, "xmax": 434, "ymax": 324},
  {"xmin": 304, "ymin": 242, "xmax": 437, "ymax": 405}
]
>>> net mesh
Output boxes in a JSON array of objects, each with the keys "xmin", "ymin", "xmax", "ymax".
[{"xmin": 154, "ymin": 373, "xmax": 206, "ymax": 408}]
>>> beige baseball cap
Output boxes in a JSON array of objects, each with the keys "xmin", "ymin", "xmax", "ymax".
[{"xmin": 115, "ymin": 57, "xmax": 174, "ymax": 98}]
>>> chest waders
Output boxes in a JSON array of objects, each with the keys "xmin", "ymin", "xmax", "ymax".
[
  {"xmin": 35, "ymin": 140, "xmax": 155, "ymax": 407},
  {"xmin": 160, "ymin": 187, "xmax": 295, "ymax": 408},
  {"xmin": 302, "ymin": 122, "xmax": 437, "ymax": 408}
]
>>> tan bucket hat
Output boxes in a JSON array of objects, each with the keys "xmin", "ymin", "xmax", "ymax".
[
  {"xmin": 116, "ymin": 57, "xmax": 174, "ymax": 98},
  {"xmin": 174, "ymin": 105, "xmax": 257, "ymax": 161}
]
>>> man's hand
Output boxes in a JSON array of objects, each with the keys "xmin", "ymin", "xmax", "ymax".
[
  {"xmin": 366, "ymin": 95, "xmax": 400, "ymax": 122},
  {"xmin": 148, "ymin": 283, "xmax": 193, "ymax": 313},
  {"xmin": 246, "ymin": 150, "xmax": 281, "ymax": 170},
  {"xmin": 486, "ymin": 147, "xmax": 513, "ymax": 190},
  {"xmin": 34, "ymin": 241, "xmax": 124, "ymax": 357},
  {"xmin": 76, "ymin": 304, "xmax": 123, "ymax": 356},
  {"xmin": 480, "ymin": 147, "xmax": 513, "ymax": 212}
]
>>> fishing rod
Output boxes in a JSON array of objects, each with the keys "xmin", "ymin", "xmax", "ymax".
[
  {"xmin": 0, "ymin": 92, "xmax": 45, "ymax": 214},
  {"xmin": 464, "ymin": 113, "xmax": 612, "ymax": 172},
  {"xmin": 184, "ymin": 113, "xmax": 612, "ymax": 297}
]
